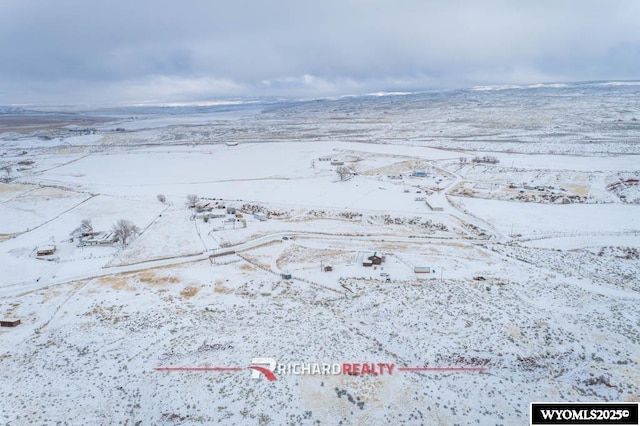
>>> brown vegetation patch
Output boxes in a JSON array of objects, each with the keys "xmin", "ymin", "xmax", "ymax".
[
  {"xmin": 360, "ymin": 160, "xmax": 415, "ymax": 176},
  {"xmin": 18, "ymin": 186, "xmax": 82, "ymax": 200},
  {"xmin": 137, "ymin": 271, "xmax": 180, "ymax": 285},
  {"xmin": 40, "ymin": 289, "xmax": 63, "ymax": 302},
  {"xmin": 97, "ymin": 275, "xmax": 132, "ymax": 290},
  {"xmin": 276, "ymin": 244, "xmax": 350, "ymax": 269},
  {"xmin": 180, "ymin": 285, "xmax": 200, "ymax": 298},
  {"xmin": 214, "ymin": 280, "xmax": 235, "ymax": 294},
  {"xmin": 96, "ymin": 269, "xmax": 180, "ymax": 290},
  {"xmin": 0, "ymin": 183, "xmax": 33, "ymax": 195},
  {"xmin": 3, "ymin": 302, "xmax": 21, "ymax": 317}
]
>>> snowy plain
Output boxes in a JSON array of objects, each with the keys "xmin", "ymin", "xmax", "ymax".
[{"xmin": 0, "ymin": 82, "xmax": 639, "ymax": 425}]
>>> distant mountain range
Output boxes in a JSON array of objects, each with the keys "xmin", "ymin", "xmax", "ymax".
[{"xmin": 2, "ymin": 80, "xmax": 639, "ymax": 116}]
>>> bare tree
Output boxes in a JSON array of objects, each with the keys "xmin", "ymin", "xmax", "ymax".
[
  {"xmin": 80, "ymin": 219, "xmax": 93, "ymax": 234},
  {"xmin": 111, "ymin": 219, "xmax": 140, "ymax": 248},
  {"xmin": 336, "ymin": 166, "xmax": 352, "ymax": 181},
  {"xmin": 157, "ymin": 194, "xmax": 166, "ymax": 204},
  {"xmin": 472, "ymin": 155, "xmax": 499, "ymax": 164},
  {"xmin": 186, "ymin": 194, "xmax": 199, "ymax": 208},
  {"xmin": 1, "ymin": 164, "xmax": 12, "ymax": 182}
]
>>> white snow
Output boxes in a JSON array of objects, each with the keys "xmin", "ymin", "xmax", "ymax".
[{"xmin": 1, "ymin": 84, "xmax": 639, "ymax": 424}]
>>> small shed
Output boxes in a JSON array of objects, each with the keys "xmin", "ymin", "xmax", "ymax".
[
  {"xmin": 412, "ymin": 171, "xmax": 427, "ymax": 177},
  {"xmin": 1, "ymin": 319, "xmax": 21, "ymax": 327},
  {"xmin": 254, "ymin": 213, "xmax": 267, "ymax": 221},
  {"xmin": 425, "ymin": 199, "xmax": 444, "ymax": 211},
  {"xmin": 226, "ymin": 207, "xmax": 237, "ymax": 214},
  {"xmin": 362, "ymin": 261, "xmax": 373, "ymax": 267},
  {"xmin": 36, "ymin": 245, "xmax": 56, "ymax": 256},
  {"xmin": 281, "ymin": 273, "xmax": 292, "ymax": 280},
  {"xmin": 368, "ymin": 253, "xmax": 383, "ymax": 265},
  {"xmin": 203, "ymin": 213, "xmax": 226, "ymax": 220},
  {"xmin": 331, "ymin": 160, "xmax": 344, "ymax": 166},
  {"xmin": 414, "ymin": 266, "xmax": 432, "ymax": 274},
  {"xmin": 324, "ymin": 265, "xmax": 333, "ymax": 272}
]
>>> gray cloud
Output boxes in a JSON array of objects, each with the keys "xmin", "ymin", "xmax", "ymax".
[{"xmin": 1, "ymin": 0, "xmax": 638, "ymax": 104}]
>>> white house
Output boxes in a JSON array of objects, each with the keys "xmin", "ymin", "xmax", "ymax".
[{"xmin": 254, "ymin": 213, "xmax": 267, "ymax": 221}]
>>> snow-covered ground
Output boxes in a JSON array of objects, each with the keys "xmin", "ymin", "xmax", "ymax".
[{"xmin": 1, "ymin": 83, "xmax": 639, "ymax": 425}]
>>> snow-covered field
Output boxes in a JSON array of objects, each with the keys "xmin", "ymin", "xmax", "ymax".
[{"xmin": 1, "ymin": 83, "xmax": 639, "ymax": 425}]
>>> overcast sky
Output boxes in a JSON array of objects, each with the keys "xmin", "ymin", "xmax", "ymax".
[{"xmin": 1, "ymin": 0, "xmax": 639, "ymax": 105}]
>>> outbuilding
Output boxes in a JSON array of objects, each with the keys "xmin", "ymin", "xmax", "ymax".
[
  {"xmin": 425, "ymin": 199, "xmax": 444, "ymax": 211},
  {"xmin": 36, "ymin": 245, "xmax": 56, "ymax": 256},
  {"xmin": 367, "ymin": 253, "xmax": 384, "ymax": 265},
  {"xmin": 83, "ymin": 232, "xmax": 117, "ymax": 246},
  {"xmin": 1, "ymin": 318, "xmax": 21, "ymax": 327}
]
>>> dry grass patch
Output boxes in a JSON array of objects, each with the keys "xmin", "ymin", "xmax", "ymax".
[
  {"xmin": 96, "ymin": 269, "xmax": 180, "ymax": 290},
  {"xmin": 0, "ymin": 182, "xmax": 33, "ymax": 195},
  {"xmin": 240, "ymin": 254, "xmax": 272, "ymax": 271},
  {"xmin": 18, "ymin": 186, "xmax": 82, "ymax": 200},
  {"xmin": 83, "ymin": 305, "xmax": 105, "ymax": 317},
  {"xmin": 375, "ymin": 242, "xmax": 412, "ymax": 252},
  {"xmin": 40, "ymin": 289, "xmax": 63, "ymax": 302},
  {"xmin": 360, "ymin": 159, "xmax": 416, "ymax": 176},
  {"xmin": 568, "ymin": 183, "xmax": 589, "ymax": 196},
  {"xmin": 180, "ymin": 285, "xmax": 200, "ymax": 298},
  {"xmin": 276, "ymin": 245, "xmax": 350, "ymax": 269},
  {"xmin": 54, "ymin": 146, "xmax": 92, "ymax": 155},
  {"xmin": 3, "ymin": 302, "xmax": 21, "ymax": 317},
  {"xmin": 97, "ymin": 275, "xmax": 132, "ymax": 290},
  {"xmin": 214, "ymin": 280, "xmax": 235, "ymax": 294},
  {"xmin": 137, "ymin": 271, "xmax": 180, "ymax": 285}
]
